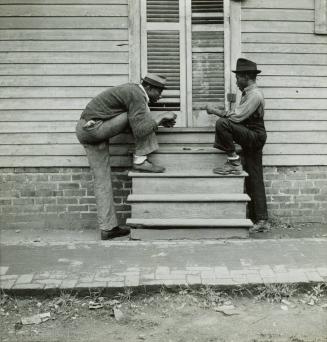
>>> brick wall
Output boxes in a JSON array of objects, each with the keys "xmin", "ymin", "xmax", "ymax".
[
  {"xmin": 0, "ymin": 167, "xmax": 132, "ymax": 230},
  {"xmin": 264, "ymin": 166, "xmax": 327, "ymax": 224},
  {"xmin": 0, "ymin": 166, "xmax": 326, "ymax": 230}
]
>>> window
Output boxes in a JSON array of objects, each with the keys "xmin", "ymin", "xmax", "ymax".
[{"xmin": 140, "ymin": 0, "xmax": 226, "ymax": 127}]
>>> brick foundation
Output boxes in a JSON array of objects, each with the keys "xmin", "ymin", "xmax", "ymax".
[
  {"xmin": 0, "ymin": 166, "xmax": 326, "ymax": 230},
  {"xmin": 0, "ymin": 167, "xmax": 132, "ymax": 230},
  {"xmin": 264, "ymin": 166, "xmax": 327, "ymax": 224}
]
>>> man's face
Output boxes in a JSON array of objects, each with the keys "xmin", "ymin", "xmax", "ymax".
[
  {"xmin": 147, "ymin": 87, "xmax": 163, "ymax": 103},
  {"xmin": 235, "ymin": 73, "xmax": 248, "ymax": 91}
]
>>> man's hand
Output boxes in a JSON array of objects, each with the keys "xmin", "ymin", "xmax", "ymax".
[
  {"xmin": 163, "ymin": 111, "xmax": 177, "ymax": 121},
  {"xmin": 206, "ymin": 104, "xmax": 226, "ymax": 117},
  {"xmin": 159, "ymin": 111, "xmax": 177, "ymax": 127},
  {"xmin": 152, "ymin": 111, "xmax": 177, "ymax": 127}
]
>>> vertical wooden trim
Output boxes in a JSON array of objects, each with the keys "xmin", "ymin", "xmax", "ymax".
[
  {"xmin": 224, "ymin": 0, "xmax": 231, "ymax": 110},
  {"xmin": 315, "ymin": 0, "xmax": 327, "ymax": 34},
  {"xmin": 185, "ymin": 0, "xmax": 193, "ymax": 126},
  {"xmin": 179, "ymin": 0, "xmax": 188, "ymax": 127},
  {"xmin": 140, "ymin": 0, "xmax": 148, "ymax": 78},
  {"xmin": 128, "ymin": 0, "xmax": 141, "ymax": 82},
  {"xmin": 229, "ymin": 0, "xmax": 242, "ymax": 107}
]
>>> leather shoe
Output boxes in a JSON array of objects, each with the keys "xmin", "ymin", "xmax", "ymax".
[
  {"xmin": 133, "ymin": 160, "xmax": 165, "ymax": 173},
  {"xmin": 101, "ymin": 226, "xmax": 130, "ymax": 240}
]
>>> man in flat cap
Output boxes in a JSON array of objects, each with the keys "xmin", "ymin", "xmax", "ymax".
[
  {"xmin": 76, "ymin": 74, "xmax": 177, "ymax": 239},
  {"xmin": 206, "ymin": 58, "xmax": 268, "ymax": 231}
]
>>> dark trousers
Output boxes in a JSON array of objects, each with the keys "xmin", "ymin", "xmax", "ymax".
[{"xmin": 214, "ymin": 118, "xmax": 268, "ymax": 222}]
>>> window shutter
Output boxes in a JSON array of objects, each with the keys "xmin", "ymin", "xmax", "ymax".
[
  {"xmin": 141, "ymin": 0, "xmax": 186, "ymax": 126},
  {"xmin": 191, "ymin": 0, "xmax": 225, "ymax": 126}
]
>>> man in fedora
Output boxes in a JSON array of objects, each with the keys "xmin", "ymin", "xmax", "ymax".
[
  {"xmin": 206, "ymin": 58, "xmax": 268, "ymax": 231},
  {"xmin": 76, "ymin": 74, "xmax": 177, "ymax": 239}
]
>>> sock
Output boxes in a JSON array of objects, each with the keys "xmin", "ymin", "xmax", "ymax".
[
  {"xmin": 133, "ymin": 155, "xmax": 147, "ymax": 165},
  {"xmin": 227, "ymin": 155, "xmax": 239, "ymax": 161}
]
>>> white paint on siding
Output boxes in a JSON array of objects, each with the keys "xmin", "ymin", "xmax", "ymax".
[{"xmin": 241, "ymin": 0, "xmax": 327, "ymax": 165}]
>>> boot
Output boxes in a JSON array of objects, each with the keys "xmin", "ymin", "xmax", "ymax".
[{"xmin": 213, "ymin": 158, "xmax": 243, "ymax": 175}]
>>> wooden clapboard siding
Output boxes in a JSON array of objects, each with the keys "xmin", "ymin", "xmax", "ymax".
[
  {"xmin": 0, "ymin": 41, "xmax": 129, "ymax": 51},
  {"xmin": 2, "ymin": 120, "xmax": 327, "ymax": 133},
  {"xmin": 1, "ymin": 0, "xmax": 326, "ymax": 168},
  {"xmin": 0, "ymin": 0, "xmax": 129, "ymax": 168},
  {"xmin": 0, "ymin": 76, "xmax": 128, "ymax": 87},
  {"xmin": 3, "ymin": 109, "xmax": 325, "ymax": 122},
  {"xmin": 242, "ymin": 0, "xmax": 327, "ymax": 165}
]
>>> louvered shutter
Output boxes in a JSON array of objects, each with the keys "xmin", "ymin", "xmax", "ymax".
[
  {"xmin": 191, "ymin": 0, "xmax": 225, "ymax": 126},
  {"xmin": 141, "ymin": 0, "xmax": 186, "ymax": 126}
]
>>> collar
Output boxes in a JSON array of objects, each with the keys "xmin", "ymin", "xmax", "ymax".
[
  {"xmin": 138, "ymin": 84, "xmax": 149, "ymax": 103},
  {"xmin": 243, "ymin": 83, "xmax": 257, "ymax": 95}
]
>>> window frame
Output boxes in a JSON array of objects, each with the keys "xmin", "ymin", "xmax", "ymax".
[{"xmin": 128, "ymin": 0, "xmax": 242, "ymax": 126}]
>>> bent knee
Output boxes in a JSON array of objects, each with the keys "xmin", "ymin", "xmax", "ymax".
[{"xmin": 215, "ymin": 117, "xmax": 229, "ymax": 131}]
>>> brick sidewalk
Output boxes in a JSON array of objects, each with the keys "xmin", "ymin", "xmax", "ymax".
[{"xmin": 1, "ymin": 238, "xmax": 327, "ymax": 293}]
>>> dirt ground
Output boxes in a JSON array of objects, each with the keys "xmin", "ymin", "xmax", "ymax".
[
  {"xmin": 250, "ymin": 222, "xmax": 327, "ymax": 240},
  {"xmin": 1, "ymin": 284, "xmax": 327, "ymax": 342}
]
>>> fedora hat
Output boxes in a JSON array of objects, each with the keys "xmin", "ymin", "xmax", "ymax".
[
  {"xmin": 232, "ymin": 58, "xmax": 261, "ymax": 74},
  {"xmin": 142, "ymin": 73, "xmax": 167, "ymax": 89}
]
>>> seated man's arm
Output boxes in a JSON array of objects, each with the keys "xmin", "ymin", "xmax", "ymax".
[
  {"xmin": 206, "ymin": 104, "xmax": 227, "ymax": 118},
  {"xmin": 226, "ymin": 92, "xmax": 262, "ymax": 123}
]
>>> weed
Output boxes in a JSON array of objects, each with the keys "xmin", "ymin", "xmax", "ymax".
[
  {"xmin": 302, "ymin": 283, "xmax": 327, "ymax": 305},
  {"xmin": 196, "ymin": 286, "xmax": 230, "ymax": 306},
  {"xmin": 117, "ymin": 287, "xmax": 133, "ymax": 303},
  {"xmin": 254, "ymin": 283, "xmax": 298, "ymax": 303}
]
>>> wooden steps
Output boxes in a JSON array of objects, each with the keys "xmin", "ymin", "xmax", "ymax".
[
  {"xmin": 147, "ymin": 146, "xmax": 226, "ymax": 171},
  {"xmin": 127, "ymin": 145, "xmax": 253, "ymax": 240},
  {"xmin": 128, "ymin": 194, "xmax": 249, "ymax": 219},
  {"xmin": 129, "ymin": 171, "xmax": 247, "ymax": 194}
]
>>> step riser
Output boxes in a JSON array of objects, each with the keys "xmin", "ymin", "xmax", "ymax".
[
  {"xmin": 132, "ymin": 177, "xmax": 244, "ymax": 194},
  {"xmin": 148, "ymin": 154, "xmax": 226, "ymax": 171},
  {"xmin": 131, "ymin": 202, "xmax": 247, "ymax": 219},
  {"xmin": 131, "ymin": 228, "xmax": 249, "ymax": 240}
]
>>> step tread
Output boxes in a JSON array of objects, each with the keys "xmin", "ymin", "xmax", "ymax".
[
  {"xmin": 153, "ymin": 147, "xmax": 223, "ymax": 154},
  {"xmin": 148, "ymin": 146, "xmax": 242, "ymax": 154},
  {"xmin": 128, "ymin": 193, "xmax": 250, "ymax": 202},
  {"xmin": 127, "ymin": 218, "xmax": 253, "ymax": 227},
  {"xmin": 129, "ymin": 171, "xmax": 248, "ymax": 178}
]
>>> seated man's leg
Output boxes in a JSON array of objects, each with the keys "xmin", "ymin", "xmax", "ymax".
[
  {"xmin": 214, "ymin": 118, "xmax": 268, "ymax": 225},
  {"xmin": 213, "ymin": 118, "xmax": 253, "ymax": 174},
  {"xmin": 244, "ymin": 148, "xmax": 268, "ymax": 225}
]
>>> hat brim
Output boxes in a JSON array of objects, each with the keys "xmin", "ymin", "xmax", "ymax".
[
  {"xmin": 142, "ymin": 78, "xmax": 166, "ymax": 89},
  {"xmin": 232, "ymin": 69, "xmax": 261, "ymax": 74}
]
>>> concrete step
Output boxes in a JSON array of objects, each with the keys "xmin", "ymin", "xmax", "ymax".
[
  {"xmin": 147, "ymin": 146, "xmax": 227, "ymax": 171},
  {"xmin": 127, "ymin": 218, "xmax": 253, "ymax": 240},
  {"xmin": 129, "ymin": 171, "xmax": 248, "ymax": 194},
  {"xmin": 128, "ymin": 194, "xmax": 250, "ymax": 219}
]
